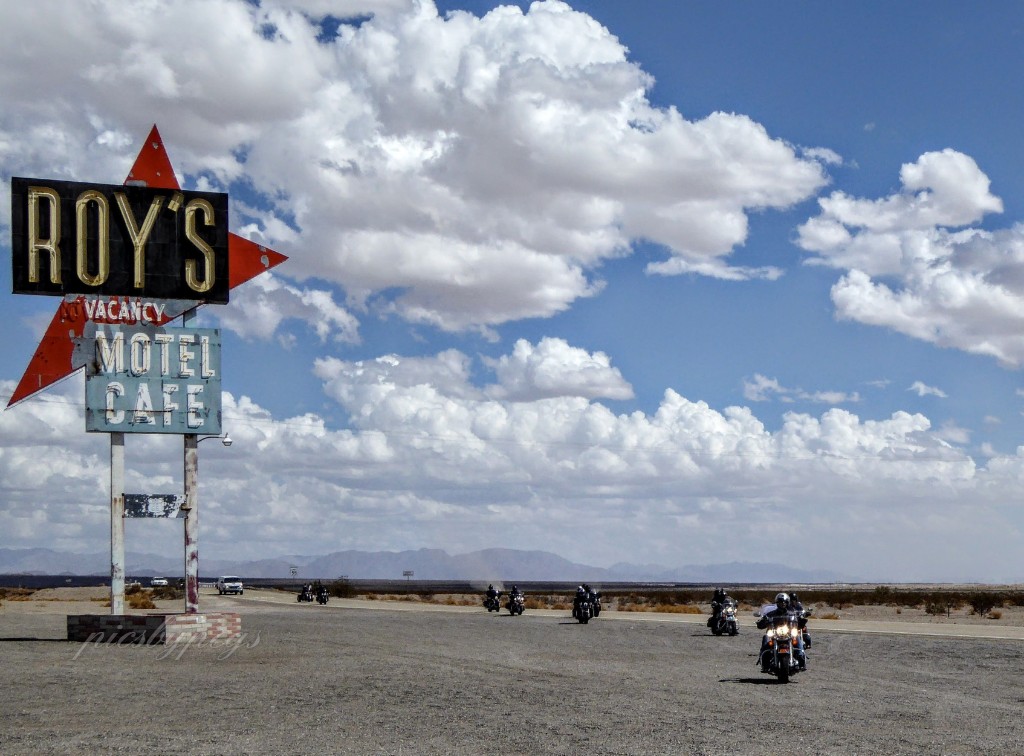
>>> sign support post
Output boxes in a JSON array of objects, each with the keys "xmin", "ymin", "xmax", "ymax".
[
  {"xmin": 182, "ymin": 307, "xmax": 200, "ymax": 614},
  {"xmin": 183, "ymin": 433, "xmax": 199, "ymax": 614},
  {"xmin": 110, "ymin": 432, "xmax": 125, "ymax": 614}
]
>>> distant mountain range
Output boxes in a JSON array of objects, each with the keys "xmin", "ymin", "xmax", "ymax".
[{"xmin": 0, "ymin": 546, "xmax": 849, "ymax": 583}]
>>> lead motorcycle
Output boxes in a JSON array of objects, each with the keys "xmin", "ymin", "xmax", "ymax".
[
  {"xmin": 507, "ymin": 590, "xmax": 525, "ymax": 616},
  {"xmin": 572, "ymin": 591, "xmax": 593, "ymax": 624},
  {"xmin": 316, "ymin": 586, "xmax": 329, "ymax": 605},
  {"xmin": 756, "ymin": 607, "xmax": 810, "ymax": 683},
  {"xmin": 297, "ymin": 585, "xmax": 314, "ymax": 602},
  {"xmin": 708, "ymin": 598, "xmax": 739, "ymax": 636}
]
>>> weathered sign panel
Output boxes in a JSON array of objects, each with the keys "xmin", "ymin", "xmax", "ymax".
[
  {"xmin": 78, "ymin": 323, "xmax": 222, "ymax": 434},
  {"xmin": 124, "ymin": 493, "xmax": 186, "ymax": 518},
  {"xmin": 11, "ymin": 177, "xmax": 229, "ymax": 303}
]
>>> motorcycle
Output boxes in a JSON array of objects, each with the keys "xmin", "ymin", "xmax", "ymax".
[
  {"xmin": 484, "ymin": 592, "xmax": 502, "ymax": 612},
  {"xmin": 589, "ymin": 590, "xmax": 602, "ymax": 618},
  {"xmin": 572, "ymin": 593, "xmax": 592, "ymax": 624},
  {"xmin": 297, "ymin": 585, "xmax": 314, "ymax": 603},
  {"xmin": 507, "ymin": 591, "xmax": 525, "ymax": 616},
  {"xmin": 316, "ymin": 587, "xmax": 329, "ymax": 605},
  {"xmin": 708, "ymin": 598, "xmax": 739, "ymax": 636},
  {"xmin": 757, "ymin": 607, "xmax": 810, "ymax": 683}
]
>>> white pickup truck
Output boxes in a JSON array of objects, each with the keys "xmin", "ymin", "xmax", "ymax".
[{"xmin": 216, "ymin": 576, "xmax": 244, "ymax": 595}]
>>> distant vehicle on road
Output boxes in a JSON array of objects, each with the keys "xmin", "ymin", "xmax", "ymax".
[
  {"xmin": 150, "ymin": 576, "xmax": 169, "ymax": 587},
  {"xmin": 216, "ymin": 576, "xmax": 244, "ymax": 595}
]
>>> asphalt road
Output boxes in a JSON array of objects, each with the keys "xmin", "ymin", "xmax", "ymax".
[{"xmin": 2, "ymin": 594, "xmax": 1023, "ymax": 755}]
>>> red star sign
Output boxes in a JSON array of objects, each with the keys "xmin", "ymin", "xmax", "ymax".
[{"xmin": 8, "ymin": 125, "xmax": 288, "ymax": 407}]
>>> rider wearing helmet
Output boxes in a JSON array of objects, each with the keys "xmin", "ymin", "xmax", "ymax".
[
  {"xmin": 756, "ymin": 592, "xmax": 805, "ymax": 671},
  {"xmin": 708, "ymin": 587, "xmax": 730, "ymax": 628}
]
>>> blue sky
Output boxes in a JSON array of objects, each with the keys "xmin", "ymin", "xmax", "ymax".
[{"xmin": 2, "ymin": 1, "xmax": 1024, "ymax": 581}]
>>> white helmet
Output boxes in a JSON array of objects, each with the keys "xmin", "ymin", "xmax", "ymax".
[{"xmin": 774, "ymin": 592, "xmax": 790, "ymax": 609}]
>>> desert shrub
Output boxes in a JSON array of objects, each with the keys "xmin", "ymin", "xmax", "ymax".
[
  {"xmin": 364, "ymin": 593, "xmax": 379, "ymax": 600},
  {"xmin": 329, "ymin": 579, "xmax": 355, "ymax": 598},
  {"xmin": 652, "ymin": 604, "xmax": 702, "ymax": 614},
  {"xmin": 989, "ymin": 610, "xmax": 1003, "ymax": 620},
  {"xmin": 150, "ymin": 585, "xmax": 184, "ymax": 601},
  {"xmin": 1005, "ymin": 593, "xmax": 1024, "ymax": 607},
  {"xmin": 819, "ymin": 612, "xmax": 840, "ymax": 620},
  {"xmin": 968, "ymin": 592, "xmax": 1003, "ymax": 616},
  {"xmin": 925, "ymin": 601, "xmax": 950, "ymax": 617},
  {"xmin": 127, "ymin": 591, "xmax": 156, "ymax": 609},
  {"xmin": 445, "ymin": 596, "xmax": 476, "ymax": 606},
  {"xmin": 0, "ymin": 588, "xmax": 34, "ymax": 601}
]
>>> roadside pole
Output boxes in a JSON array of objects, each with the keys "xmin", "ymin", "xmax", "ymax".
[
  {"xmin": 110, "ymin": 431, "xmax": 125, "ymax": 614},
  {"xmin": 183, "ymin": 308, "xmax": 200, "ymax": 614}
]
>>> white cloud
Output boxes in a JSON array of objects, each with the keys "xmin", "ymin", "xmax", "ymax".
[
  {"xmin": 742, "ymin": 374, "xmax": 787, "ymax": 402},
  {"xmin": 798, "ymin": 150, "xmax": 1024, "ymax": 366},
  {"xmin": 908, "ymin": 380, "xmax": 947, "ymax": 398},
  {"xmin": 742, "ymin": 373, "xmax": 859, "ymax": 405},
  {"xmin": 0, "ymin": 0, "xmax": 827, "ymax": 334},
  {"xmin": 484, "ymin": 337, "xmax": 633, "ymax": 401},
  {"xmin": 214, "ymin": 273, "xmax": 360, "ymax": 344},
  {"xmin": 5, "ymin": 354, "xmax": 1020, "ymax": 580}
]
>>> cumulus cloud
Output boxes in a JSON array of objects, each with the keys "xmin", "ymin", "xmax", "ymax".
[
  {"xmin": 798, "ymin": 149, "xmax": 1024, "ymax": 366},
  {"xmin": 6, "ymin": 348, "xmax": 1021, "ymax": 579},
  {"xmin": 484, "ymin": 337, "xmax": 633, "ymax": 401},
  {"xmin": 0, "ymin": 0, "xmax": 827, "ymax": 336}
]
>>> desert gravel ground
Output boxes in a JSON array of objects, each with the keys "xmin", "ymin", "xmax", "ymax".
[{"xmin": 2, "ymin": 589, "xmax": 1023, "ymax": 755}]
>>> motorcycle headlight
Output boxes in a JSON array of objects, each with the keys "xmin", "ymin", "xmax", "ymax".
[
  {"xmin": 790, "ymin": 627, "xmax": 800, "ymax": 639},
  {"xmin": 765, "ymin": 627, "xmax": 775, "ymax": 638},
  {"xmin": 777, "ymin": 623, "xmax": 789, "ymax": 635}
]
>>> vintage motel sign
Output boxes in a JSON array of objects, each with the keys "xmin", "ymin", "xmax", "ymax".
[
  {"xmin": 11, "ymin": 178, "xmax": 230, "ymax": 303},
  {"xmin": 78, "ymin": 323, "xmax": 222, "ymax": 434}
]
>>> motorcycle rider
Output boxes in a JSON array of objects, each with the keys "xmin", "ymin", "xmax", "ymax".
[
  {"xmin": 486, "ymin": 584, "xmax": 499, "ymax": 601},
  {"xmin": 708, "ymin": 587, "xmax": 730, "ymax": 627},
  {"xmin": 756, "ymin": 592, "xmax": 807, "ymax": 671},
  {"xmin": 573, "ymin": 585, "xmax": 587, "ymax": 615},
  {"xmin": 790, "ymin": 591, "xmax": 812, "ymax": 649}
]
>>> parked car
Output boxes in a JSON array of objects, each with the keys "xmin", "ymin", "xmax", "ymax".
[
  {"xmin": 216, "ymin": 576, "xmax": 244, "ymax": 595},
  {"xmin": 150, "ymin": 576, "xmax": 169, "ymax": 587}
]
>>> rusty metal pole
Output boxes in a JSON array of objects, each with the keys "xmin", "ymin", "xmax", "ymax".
[
  {"xmin": 110, "ymin": 431, "xmax": 125, "ymax": 614},
  {"xmin": 182, "ymin": 306, "xmax": 200, "ymax": 614},
  {"xmin": 183, "ymin": 433, "xmax": 199, "ymax": 613}
]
